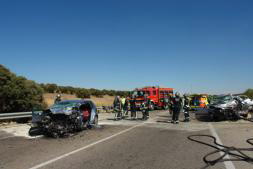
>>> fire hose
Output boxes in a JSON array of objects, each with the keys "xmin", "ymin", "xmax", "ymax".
[{"xmin": 187, "ymin": 135, "xmax": 253, "ymax": 169}]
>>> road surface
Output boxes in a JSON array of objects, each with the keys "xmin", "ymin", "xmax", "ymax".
[{"xmin": 0, "ymin": 110, "xmax": 253, "ymax": 169}]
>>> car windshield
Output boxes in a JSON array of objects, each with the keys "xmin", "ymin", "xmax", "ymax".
[
  {"xmin": 211, "ymin": 95, "xmax": 232, "ymax": 104},
  {"xmin": 51, "ymin": 101, "xmax": 77, "ymax": 109}
]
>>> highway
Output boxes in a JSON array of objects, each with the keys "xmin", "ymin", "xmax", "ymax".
[{"xmin": 0, "ymin": 110, "xmax": 253, "ymax": 169}]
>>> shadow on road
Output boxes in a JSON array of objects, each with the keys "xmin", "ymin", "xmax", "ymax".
[
  {"xmin": 156, "ymin": 120, "xmax": 170, "ymax": 123},
  {"xmin": 158, "ymin": 115, "xmax": 171, "ymax": 118},
  {"xmin": 106, "ymin": 117, "xmax": 145, "ymax": 121},
  {"xmin": 195, "ymin": 108, "xmax": 212, "ymax": 122}
]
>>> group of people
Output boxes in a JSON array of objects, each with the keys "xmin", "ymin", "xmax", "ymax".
[
  {"xmin": 170, "ymin": 92, "xmax": 191, "ymax": 124},
  {"xmin": 113, "ymin": 92, "xmax": 191, "ymax": 124},
  {"xmin": 113, "ymin": 95, "xmax": 150, "ymax": 120}
]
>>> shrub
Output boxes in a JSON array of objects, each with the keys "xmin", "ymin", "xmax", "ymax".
[
  {"xmin": 0, "ymin": 65, "xmax": 45, "ymax": 113},
  {"xmin": 75, "ymin": 89, "xmax": 91, "ymax": 98},
  {"xmin": 244, "ymin": 89, "xmax": 253, "ymax": 99}
]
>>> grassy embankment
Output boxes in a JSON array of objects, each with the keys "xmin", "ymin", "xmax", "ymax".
[{"xmin": 43, "ymin": 93, "xmax": 114, "ymax": 107}]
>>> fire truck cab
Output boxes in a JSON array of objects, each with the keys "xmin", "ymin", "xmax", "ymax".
[{"xmin": 133, "ymin": 86, "xmax": 174, "ymax": 110}]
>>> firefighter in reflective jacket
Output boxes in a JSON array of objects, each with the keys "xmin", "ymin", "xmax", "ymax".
[
  {"xmin": 183, "ymin": 94, "xmax": 191, "ymax": 122},
  {"xmin": 171, "ymin": 92, "xmax": 183, "ymax": 124}
]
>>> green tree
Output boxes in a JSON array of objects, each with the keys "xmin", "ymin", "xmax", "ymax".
[
  {"xmin": 244, "ymin": 89, "xmax": 253, "ymax": 99},
  {"xmin": 45, "ymin": 83, "xmax": 58, "ymax": 93},
  {"xmin": 75, "ymin": 89, "xmax": 91, "ymax": 98},
  {"xmin": 0, "ymin": 65, "xmax": 45, "ymax": 113}
]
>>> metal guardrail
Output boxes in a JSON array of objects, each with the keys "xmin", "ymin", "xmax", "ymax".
[
  {"xmin": 0, "ymin": 106, "xmax": 113, "ymax": 120},
  {"xmin": 0, "ymin": 112, "xmax": 32, "ymax": 120}
]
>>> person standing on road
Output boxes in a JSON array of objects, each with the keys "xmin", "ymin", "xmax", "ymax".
[
  {"xmin": 171, "ymin": 92, "xmax": 183, "ymax": 124},
  {"xmin": 183, "ymin": 94, "xmax": 191, "ymax": 122},
  {"xmin": 113, "ymin": 96, "xmax": 122, "ymax": 120},
  {"xmin": 123, "ymin": 97, "xmax": 130, "ymax": 116},
  {"xmin": 121, "ymin": 97, "xmax": 126, "ymax": 118},
  {"xmin": 130, "ymin": 95, "xmax": 137, "ymax": 120},
  {"xmin": 168, "ymin": 94, "xmax": 173, "ymax": 115},
  {"xmin": 54, "ymin": 94, "xmax": 62, "ymax": 104},
  {"xmin": 141, "ymin": 95, "xmax": 150, "ymax": 120}
]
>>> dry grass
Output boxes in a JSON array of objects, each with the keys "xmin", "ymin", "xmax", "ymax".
[
  {"xmin": 90, "ymin": 95, "xmax": 115, "ymax": 107},
  {"xmin": 43, "ymin": 93, "xmax": 114, "ymax": 107}
]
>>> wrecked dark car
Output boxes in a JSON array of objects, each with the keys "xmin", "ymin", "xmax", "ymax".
[
  {"xmin": 208, "ymin": 95, "xmax": 250, "ymax": 121},
  {"xmin": 29, "ymin": 100, "xmax": 99, "ymax": 138}
]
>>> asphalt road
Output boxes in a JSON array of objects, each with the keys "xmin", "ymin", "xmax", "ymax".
[{"xmin": 0, "ymin": 110, "xmax": 253, "ymax": 169}]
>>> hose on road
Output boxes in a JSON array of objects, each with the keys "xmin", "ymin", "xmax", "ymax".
[{"xmin": 187, "ymin": 135, "xmax": 253, "ymax": 169}]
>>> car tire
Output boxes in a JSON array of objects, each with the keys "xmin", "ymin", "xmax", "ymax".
[
  {"xmin": 87, "ymin": 115, "xmax": 98, "ymax": 129},
  {"xmin": 29, "ymin": 127, "xmax": 43, "ymax": 136},
  {"xmin": 93, "ymin": 115, "xmax": 98, "ymax": 127}
]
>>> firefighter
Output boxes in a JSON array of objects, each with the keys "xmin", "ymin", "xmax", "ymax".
[
  {"xmin": 121, "ymin": 97, "xmax": 126, "ymax": 118},
  {"xmin": 123, "ymin": 97, "xmax": 130, "ymax": 116},
  {"xmin": 168, "ymin": 94, "xmax": 173, "ymax": 115},
  {"xmin": 171, "ymin": 92, "xmax": 183, "ymax": 124},
  {"xmin": 183, "ymin": 94, "xmax": 191, "ymax": 122},
  {"xmin": 54, "ymin": 94, "xmax": 62, "ymax": 104},
  {"xmin": 121, "ymin": 97, "xmax": 126, "ymax": 109},
  {"xmin": 130, "ymin": 95, "xmax": 137, "ymax": 119},
  {"xmin": 141, "ymin": 95, "xmax": 150, "ymax": 120},
  {"xmin": 113, "ymin": 96, "xmax": 122, "ymax": 120}
]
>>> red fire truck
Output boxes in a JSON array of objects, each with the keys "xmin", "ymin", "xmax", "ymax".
[{"xmin": 133, "ymin": 86, "xmax": 174, "ymax": 110}]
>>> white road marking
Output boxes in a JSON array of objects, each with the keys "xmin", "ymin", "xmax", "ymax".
[
  {"xmin": 208, "ymin": 123, "xmax": 236, "ymax": 169},
  {"xmin": 29, "ymin": 122, "xmax": 146, "ymax": 169}
]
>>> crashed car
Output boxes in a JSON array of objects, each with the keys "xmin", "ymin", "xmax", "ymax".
[
  {"xmin": 208, "ymin": 95, "xmax": 250, "ymax": 121},
  {"xmin": 239, "ymin": 95, "xmax": 253, "ymax": 112},
  {"xmin": 29, "ymin": 100, "xmax": 99, "ymax": 138}
]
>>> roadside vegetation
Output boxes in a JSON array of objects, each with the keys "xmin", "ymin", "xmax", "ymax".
[
  {"xmin": 0, "ymin": 65, "xmax": 45, "ymax": 113},
  {"xmin": 244, "ymin": 89, "xmax": 253, "ymax": 99},
  {"xmin": 39, "ymin": 83, "xmax": 129, "ymax": 98},
  {"xmin": 0, "ymin": 65, "xmax": 129, "ymax": 113}
]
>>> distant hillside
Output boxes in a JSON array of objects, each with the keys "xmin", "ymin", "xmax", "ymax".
[{"xmin": 40, "ymin": 83, "xmax": 129, "ymax": 98}]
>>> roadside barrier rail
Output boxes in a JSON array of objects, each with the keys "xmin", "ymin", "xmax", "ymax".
[
  {"xmin": 0, "ymin": 106, "xmax": 112, "ymax": 120},
  {"xmin": 0, "ymin": 112, "xmax": 32, "ymax": 120}
]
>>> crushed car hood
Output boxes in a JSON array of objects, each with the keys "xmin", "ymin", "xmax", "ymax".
[
  {"xmin": 49, "ymin": 101, "xmax": 80, "ymax": 115},
  {"xmin": 209, "ymin": 101, "xmax": 237, "ymax": 109},
  {"xmin": 49, "ymin": 106, "xmax": 75, "ymax": 115}
]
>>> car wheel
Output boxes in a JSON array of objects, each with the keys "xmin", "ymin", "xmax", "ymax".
[
  {"xmin": 87, "ymin": 115, "xmax": 98, "ymax": 129},
  {"xmin": 29, "ymin": 127, "xmax": 42, "ymax": 136},
  {"xmin": 93, "ymin": 115, "xmax": 98, "ymax": 127}
]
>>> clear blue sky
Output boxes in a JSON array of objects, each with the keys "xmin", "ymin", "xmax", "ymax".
[{"xmin": 0, "ymin": 0, "xmax": 252, "ymax": 94}]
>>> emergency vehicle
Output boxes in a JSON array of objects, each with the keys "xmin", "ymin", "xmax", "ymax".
[
  {"xmin": 133, "ymin": 86, "xmax": 174, "ymax": 110},
  {"xmin": 190, "ymin": 94, "xmax": 209, "ymax": 109}
]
